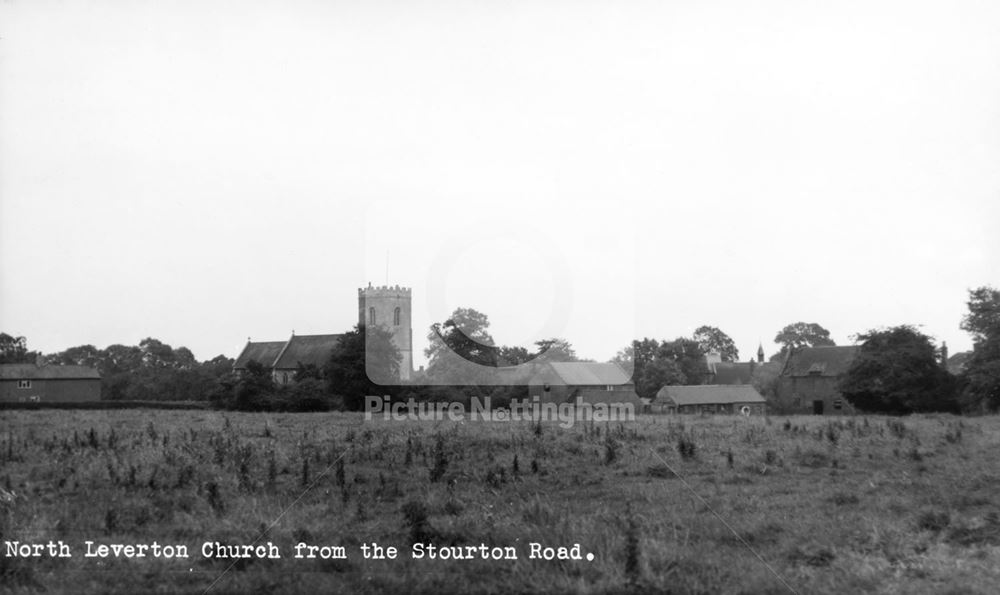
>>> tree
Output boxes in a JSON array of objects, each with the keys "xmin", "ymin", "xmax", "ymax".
[
  {"xmin": 533, "ymin": 338, "xmax": 578, "ymax": 362},
  {"xmin": 201, "ymin": 354, "xmax": 236, "ymax": 378},
  {"xmin": 497, "ymin": 345, "xmax": 531, "ymax": 366},
  {"xmin": 139, "ymin": 337, "xmax": 176, "ymax": 368},
  {"xmin": 293, "ymin": 362, "xmax": 323, "ymax": 382},
  {"xmin": 692, "ymin": 325, "xmax": 739, "ymax": 362},
  {"xmin": 658, "ymin": 338, "xmax": 707, "ymax": 386},
  {"xmin": 423, "ymin": 307, "xmax": 505, "ymax": 385},
  {"xmin": 615, "ymin": 337, "xmax": 707, "ymax": 400},
  {"xmin": 0, "ymin": 333, "xmax": 37, "ymax": 364},
  {"xmin": 612, "ymin": 338, "xmax": 660, "ymax": 390},
  {"xmin": 839, "ymin": 325, "xmax": 958, "ymax": 414},
  {"xmin": 48, "ymin": 342, "xmax": 233, "ymax": 401},
  {"xmin": 95, "ymin": 344, "xmax": 141, "ymax": 399},
  {"xmin": 772, "ymin": 322, "xmax": 836, "ymax": 361},
  {"xmin": 425, "ymin": 307, "xmax": 498, "ymax": 369},
  {"xmin": 959, "ymin": 286, "xmax": 1000, "ymax": 411},
  {"xmin": 102, "ymin": 344, "xmax": 143, "ymax": 374},
  {"xmin": 636, "ymin": 357, "xmax": 684, "ymax": 400},
  {"xmin": 751, "ymin": 362, "xmax": 781, "ymax": 401},
  {"xmin": 232, "ymin": 360, "xmax": 276, "ymax": 411},
  {"xmin": 326, "ymin": 324, "xmax": 401, "ymax": 410},
  {"xmin": 48, "ymin": 344, "xmax": 102, "ymax": 368}
]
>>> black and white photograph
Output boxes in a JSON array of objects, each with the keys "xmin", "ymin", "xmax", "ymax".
[{"xmin": 1, "ymin": 1, "xmax": 999, "ymax": 593}]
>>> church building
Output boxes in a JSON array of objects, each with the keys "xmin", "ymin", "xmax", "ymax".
[{"xmin": 234, "ymin": 283, "xmax": 414, "ymax": 383}]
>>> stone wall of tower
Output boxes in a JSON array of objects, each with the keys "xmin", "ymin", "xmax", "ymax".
[{"xmin": 358, "ymin": 285, "xmax": 413, "ymax": 381}]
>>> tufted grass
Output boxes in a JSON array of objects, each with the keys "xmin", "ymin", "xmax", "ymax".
[{"xmin": 1, "ymin": 410, "xmax": 998, "ymax": 594}]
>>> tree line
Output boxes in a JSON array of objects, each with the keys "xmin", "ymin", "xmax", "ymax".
[
  {"xmin": 2, "ymin": 285, "xmax": 998, "ymax": 415},
  {"xmin": 0, "ymin": 335, "xmax": 234, "ymax": 401}
]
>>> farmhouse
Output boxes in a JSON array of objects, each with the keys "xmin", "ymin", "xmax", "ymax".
[
  {"xmin": 527, "ymin": 362, "xmax": 643, "ymax": 409},
  {"xmin": 775, "ymin": 345, "xmax": 859, "ymax": 414},
  {"xmin": 234, "ymin": 333, "xmax": 343, "ymax": 386},
  {"xmin": 0, "ymin": 363, "xmax": 101, "ymax": 403},
  {"xmin": 652, "ymin": 384, "xmax": 767, "ymax": 414}
]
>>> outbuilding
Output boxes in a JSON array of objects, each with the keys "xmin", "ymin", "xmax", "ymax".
[
  {"xmin": 0, "ymin": 363, "xmax": 101, "ymax": 403},
  {"xmin": 653, "ymin": 384, "xmax": 767, "ymax": 415}
]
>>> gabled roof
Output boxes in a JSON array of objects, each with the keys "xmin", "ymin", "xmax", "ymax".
[
  {"xmin": 707, "ymin": 362, "xmax": 754, "ymax": 384},
  {"xmin": 781, "ymin": 346, "xmax": 859, "ymax": 378},
  {"xmin": 947, "ymin": 351, "xmax": 972, "ymax": 375},
  {"xmin": 273, "ymin": 334, "xmax": 343, "ymax": 369},
  {"xmin": 495, "ymin": 363, "xmax": 543, "ymax": 385},
  {"xmin": 705, "ymin": 361, "xmax": 782, "ymax": 385},
  {"xmin": 656, "ymin": 384, "xmax": 765, "ymax": 406},
  {"xmin": 531, "ymin": 362, "xmax": 631, "ymax": 386},
  {"xmin": 0, "ymin": 363, "xmax": 100, "ymax": 380},
  {"xmin": 233, "ymin": 341, "xmax": 286, "ymax": 370}
]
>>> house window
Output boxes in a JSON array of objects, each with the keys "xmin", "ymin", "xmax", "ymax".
[
  {"xmin": 17, "ymin": 380, "xmax": 31, "ymax": 389},
  {"xmin": 394, "ymin": 307, "xmax": 401, "ymax": 326},
  {"xmin": 833, "ymin": 399, "xmax": 843, "ymax": 410},
  {"xmin": 606, "ymin": 385, "xmax": 613, "ymax": 391},
  {"xmin": 282, "ymin": 373, "xmax": 289, "ymax": 385},
  {"xmin": 369, "ymin": 307, "xmax": 376, "ymax": 326}
]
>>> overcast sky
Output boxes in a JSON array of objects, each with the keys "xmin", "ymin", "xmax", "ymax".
[{"xmin": 1, "ymin": 0, "xmax": 998, "ymax": 367}]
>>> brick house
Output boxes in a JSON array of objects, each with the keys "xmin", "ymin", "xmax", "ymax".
[
  {"xmin": 0, "ymin": 363, "xmax": 101, "ymax": 402},
  {"xmin": 775, "ymin": 345, "xmax": 859, "ymax": 414}
]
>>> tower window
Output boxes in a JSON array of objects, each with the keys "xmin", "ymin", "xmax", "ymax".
[
  {"xmin": 394, "ymin": 307, "xmax": 401, "ymax": 326},
  {"xmin": 369, "ymin": 307, "xmax": 376, "ymax": 326}
]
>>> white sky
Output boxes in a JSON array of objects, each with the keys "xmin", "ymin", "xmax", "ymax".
[{"xmin": 1, "ymin": 0, "xmax": 998, "ymax": 366}]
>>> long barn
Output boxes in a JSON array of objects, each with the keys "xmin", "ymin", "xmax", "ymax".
[
  {"xmin": 652, "ymin": 385, "xmax": 767, "ymax": 415},
  {"xmin": 0, "ymin": 363, "xmax": 101, "ymax": 403}
]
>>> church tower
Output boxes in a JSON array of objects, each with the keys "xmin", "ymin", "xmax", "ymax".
[{"xmin": 358, "ymin": 283, "xmax": 413, "ymax": 381}]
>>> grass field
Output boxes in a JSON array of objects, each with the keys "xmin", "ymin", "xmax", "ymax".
[{"xmin": 1, "ymin": 410, "xmax": 999, "ymax": 594}]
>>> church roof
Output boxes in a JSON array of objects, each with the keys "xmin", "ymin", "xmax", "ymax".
[
  {"xmin": 233, "ymin": 341, "xmax": 287, "ymax": 370},
  {"xmin": 273, "ymin": 334, "xmax": 343, "ymax": 369},
  {"xmin": 235, "ymin": 334, "xmax": 344, "ymax": 371}
]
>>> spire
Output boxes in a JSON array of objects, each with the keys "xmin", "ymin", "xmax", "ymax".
[{"xmin": 757, "ymin": 342, "xmax": 765, "ymax": 363}]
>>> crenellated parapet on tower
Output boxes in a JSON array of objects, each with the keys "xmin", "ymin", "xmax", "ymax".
[{"xmin": 358, "ymin": 283, "xmax": 413, "ymax": 381}]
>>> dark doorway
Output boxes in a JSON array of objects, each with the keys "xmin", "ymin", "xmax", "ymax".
[{"xmin": 813, "ymin": 400, "xmax": 824, "ymax": 415}]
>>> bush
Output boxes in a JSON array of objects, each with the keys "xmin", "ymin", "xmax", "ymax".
[
  {"xmin": 677, "ymin": 435, "xmax": 696, "ymax": 460},
  {"xmin": 841, "ymin": 326, "xmax": 959, "ymax": 414}
]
